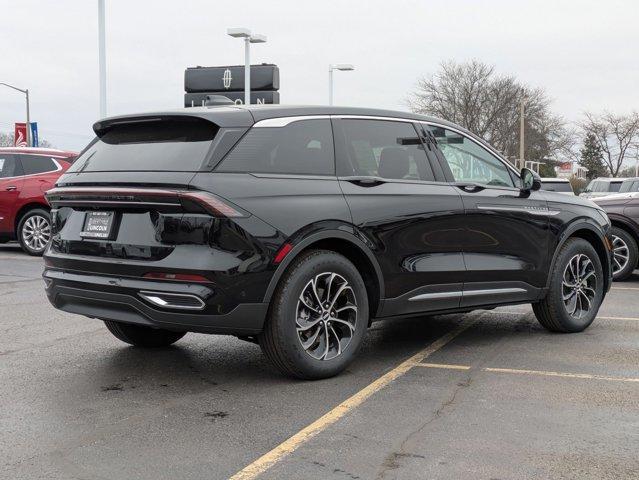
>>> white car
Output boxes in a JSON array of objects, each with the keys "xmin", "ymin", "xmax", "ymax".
[{"xmin": 580, "ymin": 177, "xmax": 627, "ymax": 199}]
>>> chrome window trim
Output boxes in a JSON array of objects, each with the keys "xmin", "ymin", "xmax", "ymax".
[{"xmin": 253, "ymin": 115, "xmax": 332, "ymax": 128}]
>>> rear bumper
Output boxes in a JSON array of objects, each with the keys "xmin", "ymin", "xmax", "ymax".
[{"xmin": 43, "ymin": 269, "xmax": 268, "ymax": 335}]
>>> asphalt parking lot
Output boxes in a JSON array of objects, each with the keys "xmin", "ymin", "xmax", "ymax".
[{"xmin": 1, "ymin": 243, "xmax": 638, "ymax": 480}]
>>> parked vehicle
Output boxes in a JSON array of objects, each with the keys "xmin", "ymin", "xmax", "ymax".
[
  {"xmin": 43, "ymin": 106, "xmax": 612, "ymax": 379},
  {"xmin": 593, "ymin": 192, "xmax": 639, "ymax": 281},
  {"xmin": 580, "ymin": 177, "xmax": 626, "ymax": 199},
  {"xmin": 619, "ymin": 177, "xmax": 639, "ymax": 194},
  {"xmin": 0, "ymin": 147, "xmax": 77, "ymax": 255},
  {"xmin": 540, "ymin": 177, "xmax": 574, "ymax": 195}
]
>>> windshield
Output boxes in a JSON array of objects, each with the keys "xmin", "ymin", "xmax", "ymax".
[{"xmin": 67, "ymin": 117, "xmax": 219, "ymax": 172}]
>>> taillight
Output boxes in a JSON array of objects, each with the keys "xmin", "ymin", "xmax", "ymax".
[
  {"xmin": 143, "ymin": 272, "xmax": 210, "ymax": 283},
  {"xmin": 179, "ymin": 191, "xmax": 246, "ymax": 218}
]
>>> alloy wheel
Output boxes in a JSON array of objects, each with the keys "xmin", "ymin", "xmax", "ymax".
[
  {"xmin": 22, "ymin": 214, "xmax": 51, "ymax": 252},
  {"xmin": 296, "ymin": 272, "xmax": 358, "ymax": 361},
  {"xmin": 611, "ymin": 235, "xmax": 630, "ymax": 275},
  {"xmin": 562, "ymin": 254, "xmax": 597, "ymax": 319}
]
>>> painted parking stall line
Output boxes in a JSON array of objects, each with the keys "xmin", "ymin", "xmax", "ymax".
[
  {"xmin": 229, "ymin": 317, "xmax": 479, "ymax": 480},
  {"xmin": 412, "ymin": 363, "xmax": 639, "ymax": 383}
]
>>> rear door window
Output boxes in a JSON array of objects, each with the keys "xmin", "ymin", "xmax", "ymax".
[
  {"xmin": 217, "ymin": 119, "xmax": 334, "ymax": 175},
  {"xmin": 609, "ymin": 182, "xmax": 622, "ymax": 193},
  {"xmin": 337, "ymin": 119, "xmax": 434, "ymax": 181},
  {"xmin": 67, "ymin": 117, "xmax": 219, "ymax": 172},
  {"xmin": 18, "ymin": 155, "xmax": 58, "ymax": 175},
  {"xmin": 0, "ymin": 155, "xmax": 21, "ymax": 178}
]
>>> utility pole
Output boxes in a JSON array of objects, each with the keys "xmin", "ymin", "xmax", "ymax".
[
  {"xmin": 328, "ymin": 64, "xmax": 355, "ymax": 106},
  {"xmin": 98, "ymin": 0, "xmax": 107, "ymax": 118},
  {"xmin": 519, "ymin": 97, "xmax": 525, "ymax": 170}
]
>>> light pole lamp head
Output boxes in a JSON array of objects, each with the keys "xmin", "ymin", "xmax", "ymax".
[
  {"xmin": 227, "ymin": 27, "xmax": 252, "ymax": 38},
  {"xmin": 330, "ymin": 64, "xmax": 355, "ymax": 71},
  {"xmin": 249, "ymin": 34, "xmax": 267, "ymax": 44}
]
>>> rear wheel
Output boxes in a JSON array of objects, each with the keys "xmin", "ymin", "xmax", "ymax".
[
  {"xmin": 610, "ymin": 226, "xmax": 638, "ymax": 281},
  {"xmin": 104, "ymin": 320, "xmax": 186, "ymax": 347},
  {"xmin": 533, "ymin": 238, "xmax": 604, "ymax": 333},
  {"xmin": 259, "ymin": 250, "xmax": 369, "ymax": 380},
  {"xmin": 17, "ymin": 208, "xmax": 52, "ymax": 256}
]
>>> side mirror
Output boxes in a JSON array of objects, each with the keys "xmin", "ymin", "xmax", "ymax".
[{"xmin": 520, "ymin": 168, "xmax": 541, "ymax": 192}]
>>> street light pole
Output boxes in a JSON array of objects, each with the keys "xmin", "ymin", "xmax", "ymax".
[
  {"xmin": 244, "ymin": 36, "xmax": 250, "ymax": 105},
  {"xmin": 0, "ymin": 82, "xmax": 31, "ymax": 147},
  {"xmin": 519, "ymin": 97, "xmax": 525, "ymax": 170},
  {"xmin": 227, "ymin": 28, "xmax": 267, "ymax": 105},
  {"xmin": 98, "ymin": 0, "xmax": 107, "ymax": 118},
  {"xmin": 328, "ymin": 64, "xmax": 355, "ymax": 106}
]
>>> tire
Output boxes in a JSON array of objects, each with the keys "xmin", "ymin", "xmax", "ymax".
[
  {"xmin": 17, "ymin": 208, "xmax": 52, "ymax": 256},
  {"xmin": 610, "ymin": 226, "xmax": 638, "ymax": 281},
  {"xmin": 104, "ymin": 320, "xmax": 186, "ymax": 347},
  {"xmin": 533, "ymin": 238, "xmax": 604, "ymax": 333},
  {"xmin": 259, "ymin": 249, "xmax": 369, "ymax": 380}
]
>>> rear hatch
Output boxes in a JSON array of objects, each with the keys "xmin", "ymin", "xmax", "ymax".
[{"xmin": 46, "ymin": 111, "xmax": 253, "ymax": 273}]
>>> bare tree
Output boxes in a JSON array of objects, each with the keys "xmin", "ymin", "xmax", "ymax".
[
  {"xmin": 406, "ymin": 60, "xmax": 574, "ymax": 165},
  {"xmin": 580, "ymin": 112, "xmax": 639, "ymax": 177},
  {"xmin": 0, "ymin": 131, "xmax": 53, "ymax": 148}
]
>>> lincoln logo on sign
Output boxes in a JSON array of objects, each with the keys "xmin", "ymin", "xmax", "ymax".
[{"xmin": 222, "ymin": 69, "xmax": 232, "ymax": 89}]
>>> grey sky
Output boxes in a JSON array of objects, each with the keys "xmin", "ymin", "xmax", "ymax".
[{"xmin": 1, "ymin": 0, "xmax": 637, "ymax": 150}]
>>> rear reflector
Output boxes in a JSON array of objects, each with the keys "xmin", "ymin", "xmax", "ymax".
[
  {"xmin": 274, "ymin": 243, "xmax": 293, "ymax": 264},
  {"xmin": 143, "ymin": 272, "xmax": 210, "ymax": 283}
]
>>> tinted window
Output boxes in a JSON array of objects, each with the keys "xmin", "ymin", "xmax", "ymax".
[
  {"xmin": 218, "ymin": 119, "xmax": 334, "ymax": 175},
  {"xmin": 0, "ymin": 155, "xmax": 22, "ymax": 178},
  {"xmin": 541, "ymin": 181, "xmax": 573, "ymax": 192},
  {"xmin": 429, "ymin": 126, "xmax": 514, "ymax": 187},
  {"xmin": 19, "ymin": 155, "xmax": 57, "ymax": 175},
  {"xmin": 339, "ymin": 119, "xmax": 434, "ymax": 181},
  {"xmin": 609, "ymin": 182, "xmax": 622, "ymax": 193},
  {"xmin": 67, "ymin": 117, "xmax": 219, "ymax": 172}
]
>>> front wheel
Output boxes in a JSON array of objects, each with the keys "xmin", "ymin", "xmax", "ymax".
[
  {"xmin": 17, "ymin": 208, "xmax": 52, "ymax": 256},
  {"xmin": 104, "ymin": 321, "xmax": 186, "ymax": 347},
  {"xmin": 259, "ymin": 250, "xmax": 369, "ymax": 380},
  {"xmin": 533, "ymin": 238, "xmax": 604, "ymax": 333}
]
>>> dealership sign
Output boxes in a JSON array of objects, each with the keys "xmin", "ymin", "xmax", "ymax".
[{"xmin": 184, "ymin": 64, "xmax": 279, "ymax": 106}]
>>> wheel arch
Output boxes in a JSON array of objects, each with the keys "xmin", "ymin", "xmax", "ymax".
[
  {"xmin": 547, "ymin": 221, "xmax": 611, "ymax": 292},
  {"xmin": 607, "ymin": 213, "xmax": 639, "ymax": 244},
  {"xmin": 263, "ymin": 230, "xmax": 384, "ymax": 318},
  {"xmin": 14, "ymin": 202, "xmax": 50, "ymax": 231}
]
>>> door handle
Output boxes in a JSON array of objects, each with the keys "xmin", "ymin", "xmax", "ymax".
[
  {"xmin": 341, "ymin": 176, "xmax": 387, "ymax": 187},
  {"xmin": 5, "ymin": 185, "xmax": 17, "ymax": 191},
  {"xmin": 456, "ymin": 183, "xmax": 484, "ymax": 193}
]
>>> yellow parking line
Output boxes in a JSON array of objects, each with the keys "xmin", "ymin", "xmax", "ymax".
[
  {"xmin": 599, "ymin": 315, "xmax": 639, "ymax": 321},
  {"xmin": 485, "ymin": 367, "xmax": 639, "ymax": 383},
  {"xmin": 415, "ymin": 362, "xmax": 471, "ymax": 370},
  {"xmin": 229, "ymin": 318, "xmax": 478, "ymax": 480},
  {"xmin": 482, "ymin": 310, "xmax": 639, "ymax": 322},
  {"xmin": 413, "ymin": 363, "xmax": 639, "ymax": 383}
]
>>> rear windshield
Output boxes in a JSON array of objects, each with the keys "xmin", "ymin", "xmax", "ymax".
[
  {"xmin": 541, "ymin": 181, "xmax": 573, "ymax": 193},
  {"xmin": 67, "ymin": 117, "xmax": 218, "ymax": 172}
]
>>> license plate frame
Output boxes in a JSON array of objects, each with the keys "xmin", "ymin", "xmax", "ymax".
[{"xmin": 80, "ymin": 211, "xmax": 117, "ymax": 240}]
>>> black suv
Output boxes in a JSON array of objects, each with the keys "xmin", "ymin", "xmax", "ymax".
[{"xmin": 44, "ymin": 106, "xmax": 613, "ymax": 379}]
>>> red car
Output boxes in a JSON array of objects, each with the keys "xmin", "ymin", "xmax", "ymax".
[{"xmin": 0, "ymin": 147, "xmax": 77, "ymax": 255}]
